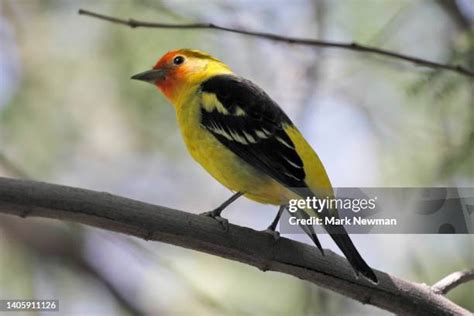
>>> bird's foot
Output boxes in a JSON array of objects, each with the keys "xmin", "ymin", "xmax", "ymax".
[
  {"xmin": 200, "ymin": 209, "xmax": 229, "ymax": 231},
  {"xmin": 262, "ymin": 227, "xmax": 280, "ymax": 241}
]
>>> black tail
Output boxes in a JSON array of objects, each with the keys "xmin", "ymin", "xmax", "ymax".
[{"xmin": 328, "ymin": 225, "xmax": 378, "ymax": 283}]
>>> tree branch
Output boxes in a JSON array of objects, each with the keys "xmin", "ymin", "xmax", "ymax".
[
  {"xmin": 77, "ymin": 9, "xmax": 474, "ymax": 78},
  {"xmin": 0, "ymin": 177, "xmax": 471, "ymax": 315},
  {"xmin": 432, "ymin": 269, "xmax": 474, "ymax": 295}
]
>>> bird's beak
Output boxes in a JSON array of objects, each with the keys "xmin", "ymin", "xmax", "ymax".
[{"xmin": 131, "ymin": 68, "xmax": 166, "ymax": 83}]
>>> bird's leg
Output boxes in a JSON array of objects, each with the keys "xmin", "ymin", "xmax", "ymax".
[
  {"xmin": 201, "ymin": 192, "xmax": 243, "ymax": 231},
  {"xmin": 263, "ymin": 205, "xmax": 286, "ymax": 240}
]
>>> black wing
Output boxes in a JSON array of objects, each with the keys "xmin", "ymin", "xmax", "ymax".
[
  {"xmin": 199, "ymin": 74, "xmax": 307, "ymax": 189},
  {"xmin": 200, "ymin": 76, "xmax": 378, "ymax": 282}
]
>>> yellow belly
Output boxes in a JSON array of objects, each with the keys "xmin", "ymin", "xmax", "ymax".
[
  {"xmin": 176, "ymin": 99, "xmax": 293, "ymax": 205},
  {"xmin": 174, "ymin": 93, "xmax": 332, "ymax": 205}
]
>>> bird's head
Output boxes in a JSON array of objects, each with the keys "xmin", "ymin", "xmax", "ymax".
[{"xmin": 132, "ymin": 49, "xmax": 232, "ymax": 103}]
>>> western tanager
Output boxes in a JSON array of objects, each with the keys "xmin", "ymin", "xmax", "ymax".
[{"xmin": 132, "ymin": 49, "xmax": 377, "ymax": 282}]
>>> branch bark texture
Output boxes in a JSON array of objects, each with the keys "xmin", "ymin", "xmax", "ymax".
[
  {"xmin": 433, "ymin": 269, "xmax": 474, "ymax": 295},
  {"xmin": 0, "ymin": 177, "xmax": 470, "ymax": 315},
  {"xmin": 77, "ymin": 9, "xmax": 474, "ymax": 78}
]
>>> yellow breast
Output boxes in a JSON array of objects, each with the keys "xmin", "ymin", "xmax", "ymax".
[{"xmin": 174, "ymin": 92, "xmax": 291, "ymax": 205}]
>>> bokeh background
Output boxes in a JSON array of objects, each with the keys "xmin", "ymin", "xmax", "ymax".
[{"xmin": 0, "ymin": 0, "xmax": 473, "ymax": 315}]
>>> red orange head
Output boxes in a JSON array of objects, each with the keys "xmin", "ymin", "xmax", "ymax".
[{"xmin": 131, "ymin": 49, "xmax": 232, "ymax": 102}]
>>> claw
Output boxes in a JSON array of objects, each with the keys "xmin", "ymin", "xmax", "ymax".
[
  {"xmin": 214, "ymin": 216, "xmax": 229, "ymax": 231},
  {"xmin": 200, "ymin": 210, "xmax": 229, "ymax": 231},
  {"xmin": 262, "ymin": 228, "xmax": 280, "ymax": 241}
]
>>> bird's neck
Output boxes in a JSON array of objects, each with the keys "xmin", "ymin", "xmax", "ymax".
[{"xmin": 165, "ymin": 68, "xmax": 234, "ymax": 108}]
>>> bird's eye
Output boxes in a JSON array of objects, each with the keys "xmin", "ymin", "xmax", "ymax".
[{"xmin": 173, "ymin": 56, "xmax": 185, "ymax": 65}]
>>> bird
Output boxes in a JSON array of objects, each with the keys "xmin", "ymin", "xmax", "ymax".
[{"xmin": 131, "ymin": 49, "xmax": 377, "ymax": 283}]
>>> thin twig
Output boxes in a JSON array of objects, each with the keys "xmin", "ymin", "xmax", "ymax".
[
  {"xmin": 0, "ymin": 177, "xmax": 471, "ymax": 315},
  {"xmin": 77, "ymin": 9, "xmax": 474, "ymax": 78},
  {"xmin": 432, "ymin": 269, "xmax": 474, "ymax": 295}
]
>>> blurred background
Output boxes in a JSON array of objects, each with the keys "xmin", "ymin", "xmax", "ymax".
[{"xmin": 0, "ymin": 0, "xmax": 473, "ymax": 315}]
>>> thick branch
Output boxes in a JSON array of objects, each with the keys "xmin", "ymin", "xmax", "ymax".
[
  {"xmin": 77, "ymin": 9, "xmax": 474, "ymax": 78},
  {"xmin": 432, "ymin": 269, "xmax": 474, "ymax": 295},
  {"xmin": 0, "ymin": 177, "xmax": 470, "ymax": 315}
]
